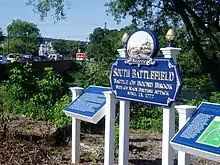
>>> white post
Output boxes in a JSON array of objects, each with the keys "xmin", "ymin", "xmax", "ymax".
[
  {"xmin": 175, "ymin": 105, "xmax": 197, "ymax": 165},
  {"xmin": 103, "ymin": 91, "xmax": 117, "ymax": 165},
  {"xmin": 117, "ymin": 47, "xmax": 131, "ymax": 165},
  {"xmin": 118, "ymin": 100, "xmax": 130, "ymax": 165},
  {"xmin": 162, "ymin": 105, "xmax": 176, "ymax": 165},
  {"xmin": 69, "ymin": 87, "xmax": 83, "ymax": 164},
  {"xmin": 161, "ymin": 47, "xmax": 181, "ymax": 165},
  {"xmin": 160, "ymin": 48, "xmax": 181, "ymax": 64}
]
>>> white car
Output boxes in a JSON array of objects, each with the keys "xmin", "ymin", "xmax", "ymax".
[
  {"xmin": 0, "ymin": 55, "xmax": 7, "ymax": 64},
  {"xmin": 48, "ymin": 54, "xmax": 62, "ymax": 61},
  {"xmin": 7, "ymin": 53, "xmax": 16, "ymax": 63}
]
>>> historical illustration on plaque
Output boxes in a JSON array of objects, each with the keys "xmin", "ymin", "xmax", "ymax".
[
  {"xmin": 124, "ymin": 29, "xmax": 159, "ymax": 66},
  {"xmin": 126, "ymin": 30, "xmax": 154, "ymax": 59}
]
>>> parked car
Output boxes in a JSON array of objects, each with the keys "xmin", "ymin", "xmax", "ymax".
[
  {"xmin": 39, "ymin": 55, "xmax": 48, "ymax": 61},
  {"xmin": 48, "ymin": 54, "xmax": 62, "ymax": 61},
  {"xmin": 7, "ymin": 53, "xmax": 16, "ymax": 63},
  {"xmin": 6, "ymin": 53, "xmax": 22, "ymax": 63},
  {"xmin": 17, "ymin": 56, "xmax": 32, "ymax": 62},
  {"xmin": 32, "ymin": 56, "xmax": 42, "ymax": 62},
  {"xmin": 0, "ymin": 55, "xmax": 7, "ymax": 64}
]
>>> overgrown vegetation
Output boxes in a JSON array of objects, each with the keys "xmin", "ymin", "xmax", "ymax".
[{"xmin": 0, "ymin": 63, "xmax": 71, "ymax": 128}]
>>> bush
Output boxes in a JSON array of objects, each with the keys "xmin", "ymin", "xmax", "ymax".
[
  {"xmin": 1, "ymin": 63, "xmax": 70, "ymax": 127},
  {"xmin": 53, "ymin": 95, "xmax": 72, "ymax": 127},
  {"xmin": 209, "ymin": 92, "xmax": 220, "ymax": 103},
  {"xmin": 114, "ymin": 125, "xmax": 119, "ymax": 150},
  {"xmin": 130, "ymin": 103, "xmax": 163, "ymax": 132}
]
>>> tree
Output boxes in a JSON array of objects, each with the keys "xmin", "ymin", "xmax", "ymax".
[
  {"xmin": 3, "ymin": 19, "xmax": 41, "ymax": 55},
  {"xmin": 106, "ymin": 0, "xmax": 220, "ymax": 91},
  {"xmin": 88, "ymin": 28, "xmax": 124, "ymax": 62},
  {"xmin": 0, "ymin": 28, "xmax": 4, "ymax": 53},
  {"xmin": 27, "ymin": 0, "xmax": 67, "ymax": 21},
  {"xmin": 89, "ymin": 27, "xmax": 109, "ymax": 44},
  {"xmin": 0, "ymin": 28, "xmax": 4, "ymax": 42},
  {"xmin": 28, "ymin": 0, "xmax": 220, "ymax": 91},
  {"xmin": 52, "ymin": 39, "xmax": 82, "ymax": 57}
]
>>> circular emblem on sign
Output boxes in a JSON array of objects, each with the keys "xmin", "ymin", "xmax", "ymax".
[{"xmin": 125, "ymin": 29, "xmax": 159, "ymax": 59}]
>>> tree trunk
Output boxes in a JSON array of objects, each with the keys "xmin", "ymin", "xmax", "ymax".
[
  {"xmin": 174, "ymin": 1, "xmax": 220, "ymax": 91},
  {"xmin": 206, "ymin": 60, "xmax": 220, "ymax": 91}
]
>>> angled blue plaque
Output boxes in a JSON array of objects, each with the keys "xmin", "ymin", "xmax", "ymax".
[
  {"xmin": 110, "ymin": 58, "xmax": 183, "ymax": 107},
  {"xmin": 171, "ymin": 102, "xmax": 220, "ymax": 162},
  {"xmin": 64, "ymin": 86, "xmax": 111, "ymax": 124}
]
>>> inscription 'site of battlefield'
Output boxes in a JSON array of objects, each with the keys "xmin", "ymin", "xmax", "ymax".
[{"xmin": 110, "ymin": 29, "xmax": 183, "ymax": 106}]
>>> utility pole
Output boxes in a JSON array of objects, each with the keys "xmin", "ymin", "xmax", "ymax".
[
  {"xmin": 7, "ymin": 32, "xmax": 9, "ymax": 55},
  {"xmin": 104, "ymin": 22, "xmax": 107, "ymax": 30},
  {"xmin": 85, "ymin": 37, "xmax": 89, "ymax": 60},
  {"xmin": 25, "ymin": 32, "xmax": 28, "ymax": 55},
  {"xmin": 104, "ymin": 22, "xmax": 107, "ymax": 37}
]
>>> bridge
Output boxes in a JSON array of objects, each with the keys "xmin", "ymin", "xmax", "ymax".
[{"xmin": 0, "ymin": 60, "xmax": 79, "ymax": 81}]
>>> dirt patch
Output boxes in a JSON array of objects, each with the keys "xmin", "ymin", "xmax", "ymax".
[{"xmin": 0, "ymin": 115, "xmax": 219, "ymax": 165}]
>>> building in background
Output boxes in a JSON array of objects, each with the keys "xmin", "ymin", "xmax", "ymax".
[{"xmin": 38, "ymin": 41, "xmax": 56, "ymax": 56}]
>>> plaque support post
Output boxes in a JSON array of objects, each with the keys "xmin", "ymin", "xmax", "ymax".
[
  {"xmin": 175, "ymin": 105, "xmax": 197, "ymax": 165},
  {"xmin": 103, "ymin": 91, "xmax": 117, "ymax": 165},
  {"xmin": 118, "ymin": 100, "xmax": 130, "ymax": 165},
  {"xmin": 117, "ymin": 47, "xmax": 131, "ymax": 165},
  {"xmin": 69, "ymin": 87, "xmax": 83, "ymax": 164},
  {"xmin": 161, "ymin": 47, "xmax": 181, "ymax": 165}
]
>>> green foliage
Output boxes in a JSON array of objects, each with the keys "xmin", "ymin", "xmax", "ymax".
[
  {"xmin": 185, "ymin": 91, "xmax": 220, "ymax": 108},
  {"xmin": 209, "ymin": 92, "xmax": 220, "ymax": 103},
  {"xmin": 71, "ymin": 61, "xmax": 111, "ymax": 88},
  {"xmin": 114, "ymin": 125, "xmax": 119, "ymax": 150},
  {"xmin": 1, "ymin": 63, "xmax": 70, "ymax": 127},
  {"xmin": 33, "ymin": 67, "xmax": 64, "ymax": 107},
  {"xmin": 2, "ymin": 19, "xmax": 41, "ymax": 55},
  {"xmin": 89, "ymin": 27, "xmax": 109, "ymax": 44},
  {"xmin": 52, "ymin": 39, "xmax": 85, "ymax": 57},
  {"xmin": 53, "ymin": 95, "xmax": 72, "ymax": 127},
  {"xmin": 27, "ymin": 0, "xmax": 67, "ymax": 21},
  {"xmin": 88, "ymin": 28, "xmax": 123, "ymax": 63},
  {"xmin": 130, "ymin": 103, "xmax": 163, "ymax": 132}
]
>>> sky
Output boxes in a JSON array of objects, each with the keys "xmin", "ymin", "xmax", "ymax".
[{"xmin": 0, "ymin": 0, "xmax": 132, "ymax": 41}]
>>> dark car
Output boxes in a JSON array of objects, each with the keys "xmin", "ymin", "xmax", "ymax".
[
  {"xmin": 39, "ymin": 55, "xmax": 48, "ymax": 61},
  {"xmin": 17, "ymin": 56, "xmax": 32, "ymax": 62},
  {"xmin": 32, "ymin": 56, "xmax": 42, "ymax": 62}
]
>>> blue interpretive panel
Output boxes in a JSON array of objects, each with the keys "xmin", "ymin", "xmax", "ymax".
[
  {"xmin": 64, "ymin": 86, "xmax": 111, "ymax": 123},
  {"xmin": 110, "ymin": 58, "xmax": 183, "ymax": 107},
  {"xmin": 171, "ymin": 102, "xmax": 220, "ymax": 162}
]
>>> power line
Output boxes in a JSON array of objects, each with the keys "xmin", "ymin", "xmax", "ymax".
[
  {"xmin": 53, "ymin": 34, "xmax": 89, "ymax": 38},
  {"xmin": 37, "ymin": 23, "xmax": 109, "ymax": 27}
]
